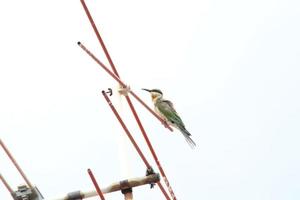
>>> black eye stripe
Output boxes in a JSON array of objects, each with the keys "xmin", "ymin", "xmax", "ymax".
[{"xmin": 151, "ymin": 89, "xmax": 163, "ymax": 94}]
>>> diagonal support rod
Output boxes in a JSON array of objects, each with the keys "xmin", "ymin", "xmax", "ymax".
[
  {"xmin": 0, "ymin": 139, "xmax": 34, "ymax": 189},
  {"xmin": 0, "ymin": 173, "xmax": 14, "ymax": 196},
  {"xmin": 102, "ymin": 90, "xmax": 151, "ymax": 168},
  {"xmin": 101, "ymin": 91, "xmax": 171, "ymax": 200},
  {"xmin": 80, "ymin": 0, "xmax": 120, "ymax": 77},
  {"xmin": 87, "ymin": 169, "xmax": 106, "ymax": 200}
]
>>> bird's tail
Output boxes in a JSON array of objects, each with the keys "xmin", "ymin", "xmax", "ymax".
[{"xmin": 180, "ymin": 128, "xmax": 196, "ymax": 149}]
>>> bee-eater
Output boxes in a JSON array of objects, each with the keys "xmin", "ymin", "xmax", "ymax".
[{"xmin": 142, "ymin": 88, "xmax": 196, "ymax": 148}]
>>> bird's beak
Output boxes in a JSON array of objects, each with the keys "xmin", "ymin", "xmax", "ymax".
[{"xmin": 142, "ymin": 88, "xmax": 151, "ymax": 92}]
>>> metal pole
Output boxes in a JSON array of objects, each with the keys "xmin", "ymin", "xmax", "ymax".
[
  {"xmin": 48, "ymin": 173, "xmax": 160, "ymax": 200},
  {"xmin": 0, "ymin": 139, "xmax": 34, "ymax": 189},
  {"xmin": 101, "ymin": 91, "xmax": 151, "ymax": 168},
  {"xmin": 124, "ymin": 192, "xmax": 133, "ymax": 200},
  {"xmin": 87, "ymin": 169, "xmax": 105, "ymax": 200},
  {"xmin": 80, "ymin": 0, "xmax": 120, "ymax": 77},
  {"xmin": 0, "ymin": 173, "xmax": 14, "ymax": 195}
]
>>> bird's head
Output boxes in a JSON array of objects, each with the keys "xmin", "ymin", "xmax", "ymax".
[{"xmin": 142, "ymin": 88, "xmax": 163, "ymax": 101}]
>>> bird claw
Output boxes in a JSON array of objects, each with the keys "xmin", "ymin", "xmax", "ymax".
[
  {"xmin": 162, "ymin": 120, "xmax": 169, "ymax": 128},
  {"xmin": 118, "ymin": 85, "xmax": 131, "ymax": 96}
]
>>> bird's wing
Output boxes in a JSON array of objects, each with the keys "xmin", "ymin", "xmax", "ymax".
[
  {"xmin": 156, "ymin": 100, "xmax": 185, "ymax": 128},
  {"xmin": 163, "ymin": 100, "xmax": 175, "ymax": 109}
]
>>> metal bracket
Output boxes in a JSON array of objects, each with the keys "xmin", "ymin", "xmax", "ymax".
[
  {"xmin": 67, "ymin": 191, "xmax": 83, "ymax": 200},
  {"xmin": 146, "ymin": 167, "xmax": 156, "ymax": 189},
  {"xmin": 118, "ymin": 85, "xmax": 130, "ymax": 96},
  {"xmin": 13, "ymin": 185, "xmax": 33, "ymax": 200},
  {"xmin": 106, "ymin": 88, "xmax": 113, "ymax": 96},
  {"xmin": 119, "ymin": 179, "xmax": 132, "ymax": 194},
  {"xmin": 12, "ymin": 185, "xmax": 43, "ymax": 200}
]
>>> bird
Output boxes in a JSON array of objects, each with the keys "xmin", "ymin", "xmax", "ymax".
[{"xmin": 142, "ymin": 88, "xmax": 196, "ymax": 148}]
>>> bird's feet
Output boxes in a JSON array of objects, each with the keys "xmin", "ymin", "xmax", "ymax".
[
  {"xmin": 162, "ymin": 120, "xmax": 169, "ymax": 128},
  {"xmin": 118, "ymin": 85, "xmax": 131, "ymax": 96}
]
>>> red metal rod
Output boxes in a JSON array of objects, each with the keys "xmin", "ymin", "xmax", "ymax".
[
  {"xmin": 158, "ymin": 182, "xmax": 171, "ymax": 200},
  {"xmin": 0, "ymin": 173, "xmax": 14, "ymax": 195},
  {"xmin": 101, "ymin": 91, "xmax": 171, "ymax": 200},
  {"xmin": 0, "ymin": 139, "xmax": 34, "ymax": 189},
  {"xmin": 102, "ymin": 91, "xmax": 151, "ymax": 168},
  {"xmin": 87, "ymin": 169, "xmax": 106, "ymax": 200},
  {"xmin": 80, "ymin": 0, "xmax": 120, "ymax": 77},
  {"xmin": 157, "ymin": 182, "xmax": 170, "ymax": 200},
  {"xmin": 124, "ymin": 96, "xmax": 177, "ymax": 200},
  {"xmin": 78, "ymin": 42, "xmax": 173, "ymax": 132}
]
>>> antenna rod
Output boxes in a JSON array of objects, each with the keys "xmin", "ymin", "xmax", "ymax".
[
  {"xmin": 0, "ymin": 173, "xmax": 14, "ymax": 195},
  {"xmin": 87, "ymin": 169, "xmax": 106, "ymax": 200},
  {"xmin": 101, "ymin": 91, "xmax": 151, "ymax": 169},
  {"xmin": 48, "ymin": 173, "xmax": 160, "ymax": 200},
  {"xmin": 0, "ymin": 139, "xmax": 34, "ymax": 189},
  {"xmin": 80, "ymin": 0, "xmax": 120, "ymax": 77}
]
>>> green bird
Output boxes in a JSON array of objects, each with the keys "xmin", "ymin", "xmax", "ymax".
[{"xmin": 142, "ymin": 88, "xmax": 196, "ymax": 148}]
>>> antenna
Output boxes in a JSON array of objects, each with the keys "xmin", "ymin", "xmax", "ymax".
[
  {"xmin": 1, "ymin": 1, "xmax": 181, "ymax": 199},
  {"xmin": 78, "ymin": 1, "xmax": 178, "ymax": 199}
]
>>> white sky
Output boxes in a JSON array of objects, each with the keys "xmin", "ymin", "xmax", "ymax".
[{"xmin": 1, "ymin": 0, "xmax": 300, "ymax": 200}]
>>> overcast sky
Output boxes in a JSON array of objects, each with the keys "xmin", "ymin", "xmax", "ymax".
[{"xmin": 1, "ymin": 0, "xmax": 300, "ymax": 200}]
